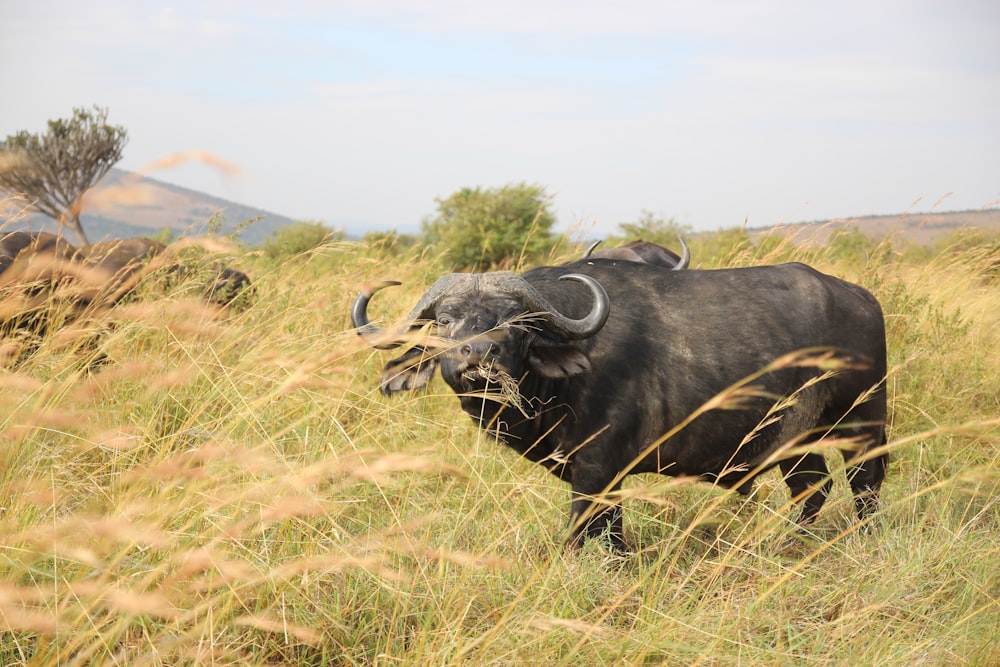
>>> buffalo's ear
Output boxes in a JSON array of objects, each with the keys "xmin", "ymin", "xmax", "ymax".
[
  {"xmin": 527, "ymin": 342, "xmax": 591, "ymax": 378},
  {"xmin": 380, "ymin": 347, "xmax": 439, "ymax": 395}
]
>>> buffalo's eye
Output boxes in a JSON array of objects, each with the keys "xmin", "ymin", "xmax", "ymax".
[{"xmin": 436, "ymin": 315, "xmax": 452, "ymax": 327}]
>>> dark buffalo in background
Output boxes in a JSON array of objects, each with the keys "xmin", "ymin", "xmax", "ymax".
[
  {"xmin": 74, "ymin": 237, "xmax": 166, "ymax": 277},
  {"xmin": 0, "ymin": 231, "xmax": 77, "ymax": 274},
  {"xmin": 71, "ymin": 237, "xmax": 169, "ymax": 305},
  {"xmin": 199, "ymin": 263, "xmax": 253, "ymax": 307},
  {"xmin": 583, "ymin": 236, "xmax": 690, "ymax": 269},
  {"xmin": 1, "ymin": 231, "xmax": 88, "ymax": 332},
  {"xmin": 353, "ymin": 259, "xmax": 888, "ymax": 551},
  {"xmin": 0, "ymin": 232, "xmax": 252, "ymax": 336},
  {"xmin": 74, "ymin": 237, "xmax": 252, "ymax": 306}
]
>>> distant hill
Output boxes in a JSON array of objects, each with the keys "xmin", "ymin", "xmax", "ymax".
[
  {"xmin": 750, "ymin": 208, "xmax": 1000, "ymax": 247},
  {"xmin": 5, "ymin": 168, "xmax": 296, "ymax": 246},
  {"xmin": 6, "ymin": 168, "xmax": 998, "ymax": 249}
]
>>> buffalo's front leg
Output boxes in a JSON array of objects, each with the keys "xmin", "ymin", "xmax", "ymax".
[
  {"xmin": 567, "ymin": 458, "xmax": 626, "ymax": 552},
  {"xmin": 779, "ymin": 452, "xmax": 832, "ymax": 526}
]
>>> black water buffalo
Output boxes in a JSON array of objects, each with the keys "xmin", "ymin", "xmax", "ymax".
[
  {"xmin": 1, "ymin": 232, "xmax": 252, "ymax": 335},
  {"xmin": 74, "ymin": 237, "xmax": 252, "ymax": 306},
  {"xmin": 70, "ymin": 237, "xmax": 169, "ymax": 304},
  {"xmin": 1, "ymin": 231, "xmax": 86, "ymax": 331},
  {"xmin": 352, "ymin": 259, "xmax": 888, "ymax": 550},
  {"xmin": 2, "ymin": 233, "xmax": 169, "ymax": 295},
  {"xmin": 583, "ymin": 237, "xmax": 690, "ymax": 269},
  {"xmin": 0, "ymin": 231, "xmax": 76, "ymax": 274}
]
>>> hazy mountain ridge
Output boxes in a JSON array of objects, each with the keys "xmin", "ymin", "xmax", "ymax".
[
  {"xmin": 8, "ymin": 168, "xmax": 297, "ymax": 246},
  {"xmin": 750, "ymin": 207, "xmax": 1000, "ymax": 246},
  {"xmin": 5, "ymin": 168, "xmax": 998, "ymax": 247}
]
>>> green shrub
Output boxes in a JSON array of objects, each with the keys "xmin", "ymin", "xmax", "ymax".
[
  {"xmin": 262, "ymin": 220, "xmax": 340, "ymax": 258},
  {"xmin": 421, "ymin": 182, "xmax": 556, "ymax": 270}
]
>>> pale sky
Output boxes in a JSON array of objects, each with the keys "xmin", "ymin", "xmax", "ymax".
[{"xmin": 2, "ymin": 0, "xmax": 998, "ymax": 237}]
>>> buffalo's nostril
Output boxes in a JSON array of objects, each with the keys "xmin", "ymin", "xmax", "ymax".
[{"xmin": 460, "ymin": 341, "xmax": 494, "ymax": 365}]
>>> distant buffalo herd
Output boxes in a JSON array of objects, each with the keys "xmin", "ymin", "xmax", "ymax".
[{"xmin": 0, "ymin": 230, "xmax": 251, "ymax": 337}]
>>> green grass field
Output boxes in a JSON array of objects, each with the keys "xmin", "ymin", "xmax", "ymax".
[{"xmin": 1, "ymin": 228, "xmax": 997, "ymax": 665}]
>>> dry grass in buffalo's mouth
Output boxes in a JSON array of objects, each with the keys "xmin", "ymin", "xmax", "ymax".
[{"xmin": 464, "ymin": 363, "xmax": 534, "ymax": 417}]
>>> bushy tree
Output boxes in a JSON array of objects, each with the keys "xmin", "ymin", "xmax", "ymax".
[
  {"xmin": 695, "ymin": 226, "xmax": 755, "ymax": 268},
  {"xmin": 421, "ymin": 182, "xmax": 556, "ymax": 270},
  {"xmin": 612, "ymin": 210, "xmax": 692, "ymax": 246},
  {"xmin": 360, "ymin": 230, "xmax": 420, "ymax": 258},
  {"xmin": 262, "ymin": 220, "xmax": 340, "ymax": 259},
  {"xmin": 0, "ymin": 105, "xmax": 128, "ymax": 244},
  {"xmin": 826, "ymin": 227, "xmax": 884, "ymax": 266}
]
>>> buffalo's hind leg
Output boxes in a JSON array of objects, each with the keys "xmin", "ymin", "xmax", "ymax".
[
  {"xmin": 567, "ymin": 458, "xmax": 627, "ymax": 552},
  {"xmin": 845, "ymin": 436, "xmax": 888, "ymax": 522},
  {"xmin": 836, "ymin": 395, "xmax": 889, "ymax": 522},
  {"xmin": 779, "ymin": 452, "xmax": 832, "ymax": 526}
]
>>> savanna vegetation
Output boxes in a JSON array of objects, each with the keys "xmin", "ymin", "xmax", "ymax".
[{"xmin": 0, "ymin": 202, "xmax": 997, "ymax": 665}]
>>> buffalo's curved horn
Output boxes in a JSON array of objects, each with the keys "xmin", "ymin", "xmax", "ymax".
[
  {"xmin": 354, "ymin": 274, "xmax": 479, "ymax": 348},
  {"xmin": 583, "ymin": 240, "xmax": 601, "ymax": 258},
  {"xmin": 354, "ymin": 271, "xmax": 609, "ymax": 347},
  {"xmin": 488, "ymin": 272, "xmax": 609, "ymax": 340},
  {"xmin": 410, "ymin": 272, "xmax": 609, "ymax": 340},
  {"xmin": 674, "ymin": 236, "xmax": 690, "ymax": 270},
  {"xmin": 351, "ymin": 280, "xmax": 403, "ymax": 349},
  {"xmin": 553, "ymin": 273, "xmax": 610, "ymax": 338}
]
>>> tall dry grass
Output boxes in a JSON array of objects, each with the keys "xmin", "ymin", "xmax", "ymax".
[{"xmin": 0, "ymin": 225, "xmax": 997, "ymax": 665}]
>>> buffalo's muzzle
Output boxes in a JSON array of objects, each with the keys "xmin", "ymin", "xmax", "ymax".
[{"xmin": 458, "ymin": 339, "xmax": 495, "ymax": 367}]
